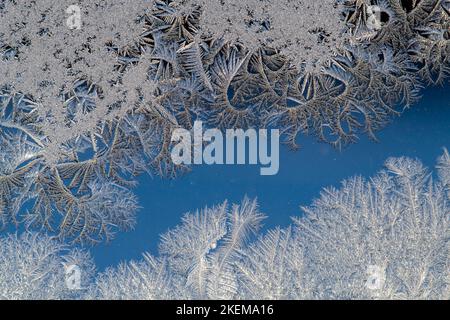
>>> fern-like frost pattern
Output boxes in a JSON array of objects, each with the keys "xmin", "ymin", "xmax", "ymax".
[
  {"xmin": 0, "ymin": 0, "xmax": 449, "ymax": 241},
  {"xmin": 1, "ymin": 151, "xmax": 447, "ymax": 299}
]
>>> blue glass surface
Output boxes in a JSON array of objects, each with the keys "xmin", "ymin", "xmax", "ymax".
[{"xmin": 89, "ymin": 85, "xmax": 450, "ymax": 270}]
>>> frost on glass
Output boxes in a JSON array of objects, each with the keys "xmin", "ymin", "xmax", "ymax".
[
  {"xmin": 295, "ymin": 152, "xmax": 450, "ymax": 299},
  {"xmin": 172, "ymin": 0, "xmax": 350, "ymax": 70},
  {"xmin": 0, "ymin": 151, "xmax": 448, "ymax": 299},
  {"xmin": 0, "ymin": 0, "xmax": 449, "ymax": 241},
  {"xmin": 0, "ymin": 232, "xmax": 95, "ymax": 300},
  {"xmin": 86, "ymin": 151, "xmax": 450, "ymax": 300}
]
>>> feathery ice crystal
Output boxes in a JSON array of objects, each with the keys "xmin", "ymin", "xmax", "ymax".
[
  {"xmin": 2, "ymin": 151, "xmax": 447, "ymax": 300},
  {"xmin": 93, "ymin": 150, "xmax": 449, "ymax": 299},
  {"xmin": 0, "ymin": 232, "xmax": 95, "ymax": 300},
  {"xmin": 172, "ymin": 0, "xmax": 351, "ymax": 71},
  {"xmin": 0, "ymin": 0, "xmax": 449, "ymax": 243}
]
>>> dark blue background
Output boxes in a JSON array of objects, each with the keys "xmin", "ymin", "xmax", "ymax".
[{"xmin": 91, "ymin": 86, "xmax": 450, "ymax": 270}]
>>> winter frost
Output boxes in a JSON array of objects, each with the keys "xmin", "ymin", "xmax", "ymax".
[{"xmin": 1, "ymin": 151, "xmax": 448, "ymax": 300}]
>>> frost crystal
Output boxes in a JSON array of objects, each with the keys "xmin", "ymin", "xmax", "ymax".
[
  {"xmin": 295, "ymin": 153, "xmax": 450, "ymax": 299},
  {"xmin": 0, "ymin": 232, "xmax": 94, "ymax": 300},
  {"xmin": 0, "ymin": 0, "xmax": 449, "ymax": 243},
  {"xmin": 90, "ymin": 151, "xmax": 450, "ymax": 300},
  {"xmin": 173, "ymin": 0, "xmax": 350, "ymax": 71},
  {"xmin": 0, "ymin": 0, "xmax": 155, "ymax": 160},
  {"xmin": 0, "ymin": 151, "xmax": 448, "ymax": 299}
]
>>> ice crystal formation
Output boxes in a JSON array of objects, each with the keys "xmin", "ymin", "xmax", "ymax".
[
  {"xmin": 172, "ymin": 0, "xmax": 350, "ymax": 70},
  {"xmin": 0, "ymin": 1, "xmax": 449, "ymax": 242},
  {"xmin": 295, "ymin": 150, "xmax": 450, "ymax": 299},
  {"xmin": 93, "ymin": 151, "xmax": 449, "ymax": 299},
  {"xmin": 0, "ymin": 232, "xmax": 95, "ymax": 300},
  {"xmin": 2, "ymin": 151, "xmax": 446, "ymax": 300}
]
